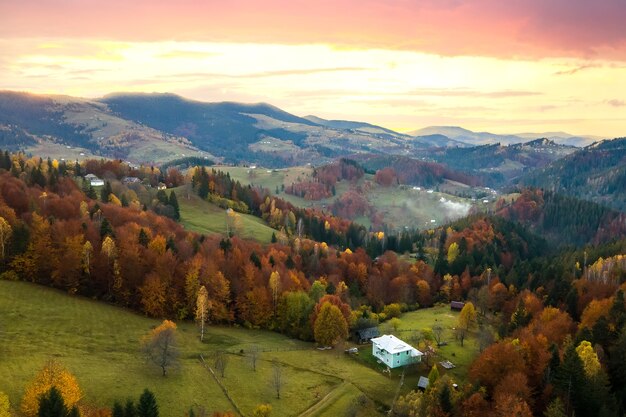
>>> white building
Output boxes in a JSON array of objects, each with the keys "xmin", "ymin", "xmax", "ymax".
[
  {"xmin": 372, "ymin": 334, "xmax": 422, "ymax": 368},
  {"xmin": 84, "ymin": 173, "xmax": 104, "ymax": 187}
]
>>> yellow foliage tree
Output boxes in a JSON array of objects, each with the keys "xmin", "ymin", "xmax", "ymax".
[
  {"xmin": 576, "ymin": 340, "xmax": 601, "ymax": 377},
  {"xmin": 0, "ymin": 216, "xmax": 12, "ymax": 260},
  {"xmin": 0, "ymin": 391, "xmax": 10, "ymax": 417},
  {"xmin": 447, "ymin": 242, "xmax": 459, "ymax": 263},
  {"xmin": 148, "ymin": 235, "xmax": 167, "ymax": 255},
  {"xmin": 459, "ymin": 302, "xmax": 477, "ymax": 331},
  {"xmin": 313, "ymin": 302, "xmax": 348, "ymax": 346},
  {"xmin": 269, "ymin": 271, "xmax": 281, "ymax": 314},
  {"xmin": 108, "ymin": 193, "xmax": 122, "ymax": 206},
  {"xmin": 21, "ymin": 360, "xmax": 82, "ymax": 417},
  {"xmin": 253, "ymin": 404, "xmax": 272, "ymax": 417},
  {"xmin": 196, "ymin": 285, "xmax": 209, "ymax": 342}
]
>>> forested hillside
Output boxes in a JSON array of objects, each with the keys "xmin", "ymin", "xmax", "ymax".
[
  {"xmin": 519, "ymin": 138, "xmax": 626, "ymax": 211},
  {"xmin": 496, "ymin": 189, "xmax": 626, "ymax": 247},
  {"xmin": 2, "ymin": 149, "xmax": 626, "ymax": 417}
]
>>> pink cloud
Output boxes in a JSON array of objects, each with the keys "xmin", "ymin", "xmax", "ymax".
[{"xmin": 2, "ymin": 0, "xmax": 626, "ymax": 60}]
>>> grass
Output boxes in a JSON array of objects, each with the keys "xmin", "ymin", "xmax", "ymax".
[
  {"xmin": 215, "ymin": 166, "xmax": 476, "ymax": 231},
  {"xmin": 0, "ymin": 281, "xmax": 399, "ymax": 416},
  {"xmin": 176, "ymin": 190, "xmax": 276, "ymax": 243},
  {"xmin": 381, "ymin": 305, "xmax": 482, "ymax": 383}
]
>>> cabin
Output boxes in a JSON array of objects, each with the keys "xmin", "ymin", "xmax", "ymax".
[
  {"xmin": 371, "ymin": 334, "xmax": 423, "ymax": 369},
  {"xmin": 122, "ymin": 176, "xmax": 141, "ymax": 185},
  {"xmin": 450, "ymin": 301, "xmax": 465, "ymax": 311},
  {"xmin": 353, "ymin": 327, "xmax": 380, "ymax": 344},
  {"xmin": 84, "ymin": 173, "xmax": 104, "ymax": 187},
  {"xmin": 157, "ymin": 182, "xmax": 167, "ymax": 190},
  {"xmin": 417, "ymin": 376, "xmax": 430, "ymax": 391}
]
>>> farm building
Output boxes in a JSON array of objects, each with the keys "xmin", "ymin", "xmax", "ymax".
[
  {"xmin": 84, "ymin": 173, "xmax": 104, "ymax": 187},
  {"xmin": 417, "ymin": 376, "xmax": 430, "ymax": 391},
  {"xmin": 353, "ymin": 327, "xmax": 380, "ymax": 344},
  {"xmin": 122, "ymin": 176, "xmax": 141, "ymax": 185},
  {"xmin": 450, "ymin": 301, "xmax": 465, "ymax": 311},
  {"xmin": 371, "ymin": 334, "xmax": 423, "ymax": 369}
]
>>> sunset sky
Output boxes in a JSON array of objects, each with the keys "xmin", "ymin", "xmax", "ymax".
[{"xmin": 1, "ymin": 0, "xmax": 625, "ymax": 137}]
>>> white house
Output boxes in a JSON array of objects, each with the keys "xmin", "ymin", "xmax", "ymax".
[
  {"xmin": 372, "ymin": 334, "xmax": 423, "ymax": 368},
  {"xmin": 84, "ymin": 173, "xmax": 104, "ymax": 187}
]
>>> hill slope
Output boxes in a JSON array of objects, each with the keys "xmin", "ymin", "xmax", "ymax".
[
  {"xmin": 0, "ymin": 91, "xmax": 203, "ymax": 163},
  {"xmin": 518, "ymin": 138, "xmax": 626, "ymax": 211},
  {"xmin": 0, "ymin": 91, "xmax": 469, "ymax": 167},
  {"xmin": 411, "ymin": 126, "xmax": 598, "ymax": 147},
  {"xmin": 419, "ymin": 138, "xmax": 576, "ymax": 186}
]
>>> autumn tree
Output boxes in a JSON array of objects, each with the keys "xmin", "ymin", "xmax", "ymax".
[
  {"xmin": 428, "ymin": 364, "xmax": 440, "ymax": 386},
  {"xmin": 253, "ymin": 404, "xmax": 271, "ymax": 417},
  {"xmin": 544, "ymin": 398, "xmax": 566, "ymax": 417},
  {"xmin": 457, "ymin": 302, "xmax": 477, "ymax": 346},
  {"xmin": 142, "ymin": 320, "xmax": 179, "ymax": 377},
  {"xmin": 269, "ymin": 271, "xmax": 281, "ymax": 317},
  {"xmin": 21, "ymin": 360, "xmax": 82, "ymax": 417},
  {"xmin": 0, "ymin": 216, "xmax": 11, "ymax": 261},
  {"xmin": 0, "ymin": 392, "xmax": 10, "ymax": 417},
  {"xmin": 195, "ymin": 285, "xmax": 209, "ymax": 342},
  {"xmin": 576, "ymin": 340, "xmax": 601, "ymax": 377},
  {"xmin": 313, "ymin": 302, "xmax": 348, "ymax": 346}
]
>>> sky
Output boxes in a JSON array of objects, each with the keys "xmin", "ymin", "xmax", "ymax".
[{"xmin": 1, "ymin": 0, "xmax": 625, "ymax": 137}]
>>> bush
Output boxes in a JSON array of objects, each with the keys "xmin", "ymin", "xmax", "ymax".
[{"xmin": 0, "ymin": 270, "xmax": 19, "ymax": 281}]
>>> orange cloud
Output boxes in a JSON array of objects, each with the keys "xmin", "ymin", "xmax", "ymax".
[{"xmin": 2, "ymin": 0, "xmax": 626, "ymax": 60}]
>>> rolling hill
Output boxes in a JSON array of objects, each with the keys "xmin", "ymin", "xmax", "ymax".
[
  {"xmin": 518, "ymin": 138, "xmax": 626, "ymax": 211},
  {"xmin": 0, "ymin": 91, "xmax": 467, "ymax": 167},
  {"xmin": 417, "ymin": 138, "xmax": 577, "ymax": 187},
  {"xmin": 410, "ymin": 126, "xmax": 599, "ymax": 147}
]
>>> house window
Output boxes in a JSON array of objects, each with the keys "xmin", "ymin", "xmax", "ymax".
[{"xmin": 396, "ymin": 353, "xmax": 399, "ymax": 356}]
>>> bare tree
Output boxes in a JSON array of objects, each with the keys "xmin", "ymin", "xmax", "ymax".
[
  {"xmin": 455, "ymin": 327, "xmax": 467, "ymax": 347},
  {"xmin": 249, "ymin": 345, "xmax": 260, "ymax": 371},
  {"xmin": 271, "ymin": 360, "xmax": 284, "ymax": 399},
  {"xmin": 213, "ymin": 350, "xmax": 229, "ymax": 378},
  {"xmin": 432, "ymin": 324, "xmax": 444, "ymax": 347},
  {"xmin": 477, "ymin": 326, "xmax": 494, "ymax": 352},
  {"xmin": 142, "ymin": 320, "xmax": 179, "ymax": 376}
]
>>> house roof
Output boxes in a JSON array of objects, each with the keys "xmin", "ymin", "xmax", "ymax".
[
  {"xmin": 356, "ymin": 327, "xmax": 379, "ymax": 339},
  {"xmin": 84, "ymin": 173, "xmax": 99, "ymax": 179},
  {"xmin": 371, "ymin": 334, "xmax": 423, "ymax": 356},
  {"xmin": 451, "ymin": 301, "xmax": 465, "ymax": 309},
  {"xmin": 418, "ymin": 376, "xmax": 430, "ymax": 389}
]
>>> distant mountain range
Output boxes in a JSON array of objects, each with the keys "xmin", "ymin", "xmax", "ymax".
[
  {"xmin": 409, "ymin": 126, "xmax": 601, "ymax": 147},
  {"xmin": 0, "ymin": 91, "xmax": 460, "ymax": 166},
  {"xmin": 1, "ymin": 91, "xmax": 604, "ymax": 167},
  {"xmin": 1, "ymin": 90, "xmax": 624, "ymax": 213}
]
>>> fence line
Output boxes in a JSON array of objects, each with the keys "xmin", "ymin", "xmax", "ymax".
[{"xmin": 199, "ymin": 354, "xmax": 245, "ymax": 417}]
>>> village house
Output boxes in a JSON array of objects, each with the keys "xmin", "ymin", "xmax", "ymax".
[
  {"xmin": 84, "ymin": 173, "xmax": 104, "ymax": 187},
  {"xmin": 122, "ymin": 176, "xmax": 141, "ymax": 185},
  {"xmin": 371, "ymin": 334, "xmax": 423, "ymax": 368},
  {"xmin": 353, "ymin": 327, "xmax": 380, "ymax": 344},
  {"xmin": 450, "ymin": 301, "xmax": 465, "ymax": 311}
]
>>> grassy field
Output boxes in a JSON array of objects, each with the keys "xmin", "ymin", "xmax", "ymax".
[
  {"xmin": 0, "ymin": 281, "xmax": 393, "ymax": 416},
  {"xmin": 214, "ymin": 165, "xmax": 476, "ymax": 231},
  {"xmin": 176, "ymin": 190, "xmax": 276, "ymax": 243},
  {"xmin": 386, "ymin": 305, "xmax": 482, "ymax": 382}
]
